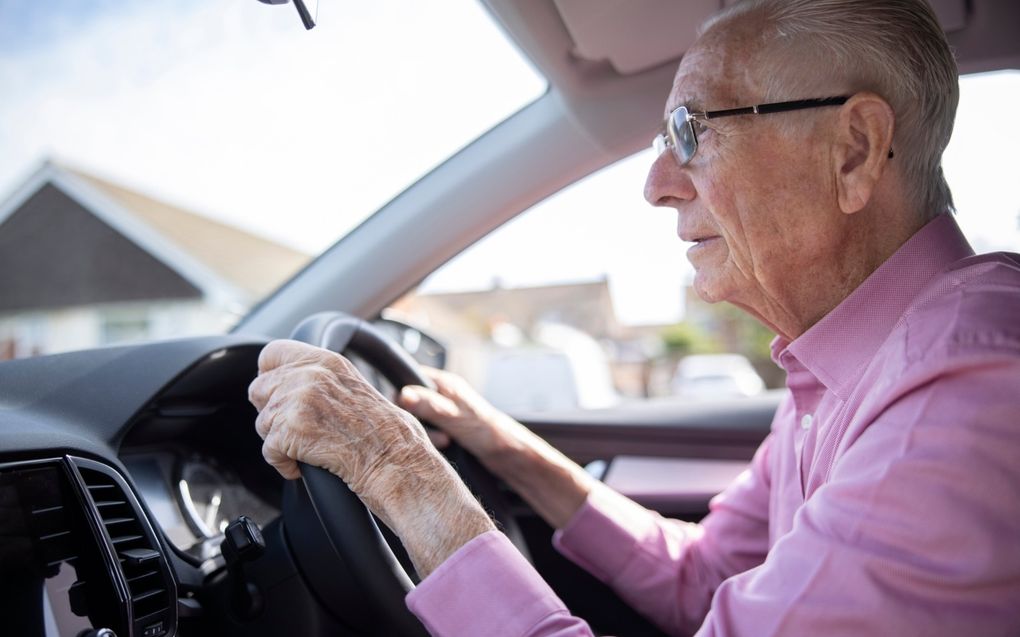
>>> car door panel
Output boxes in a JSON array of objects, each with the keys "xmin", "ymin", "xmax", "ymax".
[{"xmin": 603, "ymin": 456, "xmax": 751, "ymax": 513}]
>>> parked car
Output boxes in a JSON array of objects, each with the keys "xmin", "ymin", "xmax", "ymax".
[
  {"xmin": 0, "ymin": 2, "xmax": 1016, "ymax": 636},
  {"xmin": 671, "ymin": 354, "xmax": 765, "ymax": 399}
]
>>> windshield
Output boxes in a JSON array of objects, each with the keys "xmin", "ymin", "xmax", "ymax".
[{"xmin": 0, "ymin": 0, "xmax": 545, "ymax": 358}]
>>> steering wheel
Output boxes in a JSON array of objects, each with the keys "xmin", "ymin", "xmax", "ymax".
[{"xmin": 287, "ymin": 312, "xmax": 530, "ymax": 636}]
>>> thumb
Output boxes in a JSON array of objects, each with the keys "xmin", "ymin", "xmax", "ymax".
[{"xmin": 399, "ymin": 385, "xmax": 461, "ymax": 426}]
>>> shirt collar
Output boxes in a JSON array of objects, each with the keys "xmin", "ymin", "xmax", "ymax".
[{"xmin": 772, "ymin": 213, "xmax": 974, "ymax": 400}]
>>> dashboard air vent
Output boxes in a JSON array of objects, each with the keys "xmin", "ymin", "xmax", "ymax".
[
  {"xmin": 0, "ymin": 460, "xmax": 124, "ymax": 636},
  {"xmin": 30, "ymin": 499, "xmax": 79, "ymax": 571},
  {"xmin": 75, "ymin": 459, "xmax": 177, "ymax": 637}
]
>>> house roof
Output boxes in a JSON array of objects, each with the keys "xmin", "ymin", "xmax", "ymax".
[
  {"xmin": 0, "ymin": 182, "xmax": 205, "ymax": 313},
  {"xmin": 68, "ymin": 168, "xmax": 309, "ymax": 300},
  {"xmin": 0, "ymin": 160, "xmax": 309, "ymax": 308},
  {"xmin": 393, "ymin": 278, "xmax": 623, "ymax": 340}
]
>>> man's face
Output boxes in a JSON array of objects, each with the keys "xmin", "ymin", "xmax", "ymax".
[{"xmin": 644, "ymin": 22, "xmax": 847, "ymax": 330}]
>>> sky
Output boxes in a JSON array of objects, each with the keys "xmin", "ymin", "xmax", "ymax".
[
  {"xmin": 0, "ymin": 0, "xmax": 546, "ymax": 251},
  {"xmin": 1, "ymin": 1, "xmax": 1018, "ymax": 326}
]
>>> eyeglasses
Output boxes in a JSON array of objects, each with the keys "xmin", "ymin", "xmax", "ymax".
[{"xmin": 653, "ymin": 96, "xmax": 851, "ymax": 166}]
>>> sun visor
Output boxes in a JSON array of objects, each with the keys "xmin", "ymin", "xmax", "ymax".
[{"xmin": 554, "ymin": 0, "xmax": 719, "ymax": 75}]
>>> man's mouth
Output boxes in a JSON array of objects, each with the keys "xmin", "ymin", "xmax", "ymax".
[
  {"xmin": 681, "ymin": 233, "xmax": 720, "ymax": 244},
  {"xmin": 685, "ymin": 236, "xmax": 722, "ymax": 258}
]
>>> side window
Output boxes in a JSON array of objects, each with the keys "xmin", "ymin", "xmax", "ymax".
[
  {"xmin": 388, "ymin": 150, "xmax": 782, "ymax": 413},
  {"xmin": 388, "ymin": 70, "xmax": 1020, "ymax": 414}
]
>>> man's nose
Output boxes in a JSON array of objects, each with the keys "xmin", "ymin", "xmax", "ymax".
[{"xmin": 644, "ymin": 150, "xmax": 695, "ymax": 207}]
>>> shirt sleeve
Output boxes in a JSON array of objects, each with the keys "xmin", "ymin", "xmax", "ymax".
[
  {"xmin": 553, "ymin": 433, "xmax": 775, "ymax": 636},
  {"xmin": 406, "ymin": 530, "xmax": 594, "ymax": 637},
  {"xmin": 692, "ymin": 354, "xmax": 1020, "ymax": 636}
]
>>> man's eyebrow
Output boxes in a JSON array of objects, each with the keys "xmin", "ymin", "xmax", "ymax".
[{"xmin": 666, "ymin": 98, "xmax": 705, "ymax": 114}]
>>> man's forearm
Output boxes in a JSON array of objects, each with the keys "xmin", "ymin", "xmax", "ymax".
[
  {"xmin": 484, "ymin": 415, "xmax": 596, "ymax": 530},
  {"xmin": 366, "ymin": 413, "xmax": 593, "ymax": 577},
  {"xmin": 396, "ymin": 372, "xmax": 597, "ymax": 530},
  {"xmin": 372, "ymin": 452, "xmax": 497, "ymax": 579}
]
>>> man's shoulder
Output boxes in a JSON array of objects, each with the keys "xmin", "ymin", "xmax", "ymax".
[
  {"xmin": 847, "ymin": 251, "xmax": 1020, "ymax": 447},
  {"xmin": 898, "ymin": 250, "xmax": 1020, "ymax": 363},
  {"xmin": 943, "ymin": 250, "xmax": 1020, "ymax": 285}
]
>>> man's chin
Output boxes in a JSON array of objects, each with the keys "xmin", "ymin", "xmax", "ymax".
[{"xmin": 691, "ymin": 273, "xmax": 729, "ymax": 304}]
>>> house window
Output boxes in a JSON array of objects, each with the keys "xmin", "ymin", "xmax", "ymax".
[
  {"xmin": 0, "ymin": 315, "xmax": 48, "ymax": 359},
  {"xmin": 100, "ymin": 308, "xmax": 151, "ymax": 345}
]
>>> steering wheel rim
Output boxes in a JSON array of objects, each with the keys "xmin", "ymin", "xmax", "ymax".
[{"xmin": 288, "ymin": 311, "xmax": 528, "ymax": 636}]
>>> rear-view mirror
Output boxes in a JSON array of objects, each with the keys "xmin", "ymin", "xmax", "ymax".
[{"xmin": 255, "ymin": 0, "xmax": 317, "ymax": 30}]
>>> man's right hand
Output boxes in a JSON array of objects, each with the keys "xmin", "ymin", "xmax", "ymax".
[
  {"xmin": 398, "ymin": 367, "xmax": 597, "ymax": 530},
  {"xmin": 397, "ymin": 367, "xmax": 515, "ymax": 464}
]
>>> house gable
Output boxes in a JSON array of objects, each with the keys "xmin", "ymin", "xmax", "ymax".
[{"xmin": 0, "ymin": 183, "xmax": 201, "ymax": 312}]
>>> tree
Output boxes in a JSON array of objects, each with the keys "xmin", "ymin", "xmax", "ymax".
[{"xmin": 660, "ymin": 322, "xmax": 720, "ymax": 357}]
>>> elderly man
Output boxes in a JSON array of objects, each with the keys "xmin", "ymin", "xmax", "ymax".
[{"xmin": 247, "ymin": 0, "xmax": 1020, "ymax": 634}]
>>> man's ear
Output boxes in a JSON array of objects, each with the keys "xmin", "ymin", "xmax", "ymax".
[{"xmin": 832, "ymin": 92, "xmax": 895, "ymax": 214}]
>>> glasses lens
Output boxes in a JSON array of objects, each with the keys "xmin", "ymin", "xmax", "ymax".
[
  {"xmin": 669, "ymin": 107, "xmax": 697, "ymax": 165},
  {"xmin": 652, "ymin": 134, "xmax": 668, "ymax": 157}
]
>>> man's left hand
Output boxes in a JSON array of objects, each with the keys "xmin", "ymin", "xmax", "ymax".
[{"xmin": 247, "ymin": 339, "xmax": 495, "ymax": 576}]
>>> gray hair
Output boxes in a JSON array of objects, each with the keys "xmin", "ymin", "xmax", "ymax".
[{"xmin": 704, "ymin": 0, "xmax": 959, "ymax": 218}]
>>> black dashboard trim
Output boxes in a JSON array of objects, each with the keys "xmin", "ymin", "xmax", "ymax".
[
  {"xmin": 71, "ymin": 455, "xmax": 180, "ymax": 637},
  {"xmin": 0, "ymin": 335, "xmax": 269, "ymax": 456}
]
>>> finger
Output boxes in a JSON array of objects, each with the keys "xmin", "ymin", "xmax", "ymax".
[
  {"xmin": 254, "ymin": 408, "xmax": 275, "ymax": 440},
  {"xmin": 248, "ymin": 373, "xmax": 274, "ymax": 412},
  {"xmin": 330, "ymin": 352, "xmax": 360, "ymax": 374},
  {"xmin": 420, "ymin": 366, "xmax": 456, "ymax": 390},
  {"xmin": 420, "ymin": 367, "xmax": 473, "ymax": 404},
  {"xmin": 426, "ymin": 429, "xmax": 451, "ymax": 449},
  {"xmin": 262, "ymin": 437, "xmax": 301, "ymax": 480},
  {"xmin": 399, "ymin": 386, "xmax": 460, "ymax": 424},
  {"xmin": 258, "ymin": 339, "xmax": 317, "ymax": 374}
]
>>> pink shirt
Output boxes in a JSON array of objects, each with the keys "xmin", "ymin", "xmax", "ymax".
[{"xmin": 407, "ymin": 214, "xmax": 1020, "ymax": 636}]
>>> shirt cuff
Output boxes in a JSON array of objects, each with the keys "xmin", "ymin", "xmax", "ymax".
[
  {"xmin": 552, "ymin": 484, "xmax": 659, "ymax": 584},
  {"xmin": 406, "ymin": 530, "xmax": 573, "ymax": 637}
]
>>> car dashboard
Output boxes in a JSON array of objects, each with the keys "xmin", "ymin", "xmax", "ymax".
[{"xmin": 0, "ymin": 336, "xmax": 328, "ymax": 637}]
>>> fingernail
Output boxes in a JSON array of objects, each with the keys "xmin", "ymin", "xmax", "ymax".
[{"xmin": 400, "ymin": 386, "xmax": 418, "ymax": 405}]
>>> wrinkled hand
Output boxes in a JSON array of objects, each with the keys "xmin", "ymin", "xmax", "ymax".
[
  {"xmin": 248, "ymin": 340, "xmax": 496, "ymax": 576},
  {"xmin": 397, "ymin": 367, "xmax": 514, "ymax": 461},
  {"xmin": 248, "ymin": 340, "xmax": 435, "ymax": 514},
  {"xmin": 400, "ymin": 367, "xmax": 596, "ymax": 530}
]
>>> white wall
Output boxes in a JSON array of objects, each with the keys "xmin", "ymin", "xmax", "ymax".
[{"xmin": 0, "ymin": 298, "xmax": 243, "ymax": 358}]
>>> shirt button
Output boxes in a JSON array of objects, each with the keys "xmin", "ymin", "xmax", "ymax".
[{"xmin": 801, "ymin": 413, "xmax": 813, "ymax": 430}]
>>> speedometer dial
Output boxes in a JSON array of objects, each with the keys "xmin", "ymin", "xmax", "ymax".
[{"xmin": 177, "ymin": 457, "xmax": 247, "ymax": 538}]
